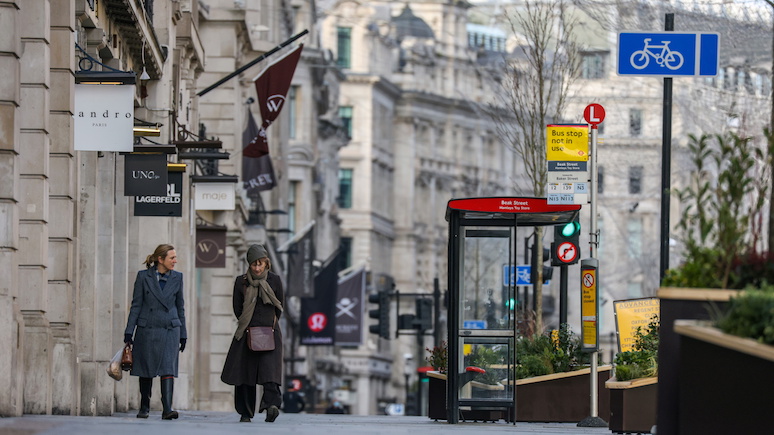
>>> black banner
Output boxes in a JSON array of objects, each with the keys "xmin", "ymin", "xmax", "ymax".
[
  {"xmin": 134, "ymin": 171, "xmax": 183, "ymax": 216},
  {"xmin": 335, "ymin": 267, "xmax": 365, "ymax": 346},
  {"xmin": 300, "ymin": 255, "xmax": 338, "ymax": 346},
  {"xmin": 125, "ymin": 154, "xmax": 168, "ymax": 196},
  {"xmin": 195, "ymin": 227, "xmax": 227, "ymax": 268},
  {"xmin": 287, "ymin": 228, "xmax": 315, "ymax": 297},
  {"xmin": 242, "ymin": 111, "xmax": 277, "ymax": 194}
]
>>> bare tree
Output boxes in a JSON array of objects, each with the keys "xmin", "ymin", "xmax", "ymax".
[{"xmin": 486, "ymin": 0, "xmax": 581, "ymax": 331}]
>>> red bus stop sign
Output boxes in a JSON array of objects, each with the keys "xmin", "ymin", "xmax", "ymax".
[{"xmin": 584, "ymin": 104, "xmax": 605, "ymax": 126}]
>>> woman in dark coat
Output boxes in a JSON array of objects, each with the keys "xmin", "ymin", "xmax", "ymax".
[
  {"xmin": 124, "ymin": 244, "xmax": 187, "ymax": 420},
  {"xmin": 221, "ymin": 244, "xmax": 284, "ymax": 423}
]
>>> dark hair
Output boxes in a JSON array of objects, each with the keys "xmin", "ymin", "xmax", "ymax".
[{"xmin": 143, "ymin": 244, "xmax": 175, "ymax": 269}]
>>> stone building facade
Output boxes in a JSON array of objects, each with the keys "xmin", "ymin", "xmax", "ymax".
[{"xmin": 0, "ymin": 0, "xmax": 344, "ymax": 416}]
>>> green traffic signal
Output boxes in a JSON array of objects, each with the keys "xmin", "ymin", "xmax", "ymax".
[{"xmin": 561, "ymin": 221, "xmax": 581, "ymax": 237}]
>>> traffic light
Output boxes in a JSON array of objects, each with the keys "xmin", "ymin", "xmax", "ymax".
[
  {"xmin": 530, "ymin": 244, "xmax": 554, "ymax": 285},
  {"xmin": 368, "ymin": 290, "xmax": 390, "ymax": 339},
  {"xmin": 414, "ymin": 298, "xmax": 433, "ymax": 331},
  {"xmin": 552, "ymin": 216, "xmax": 581, "ymax": 266}
]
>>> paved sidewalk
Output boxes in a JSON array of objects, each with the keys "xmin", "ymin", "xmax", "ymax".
[{"xmin": 0, "ymin": 411, "xmax": 616, "ymax": 435}]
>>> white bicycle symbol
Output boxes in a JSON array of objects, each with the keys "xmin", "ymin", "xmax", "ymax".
[{"xmin": 630, "ymin": 38, "xmax": 684, "ymax": 70}]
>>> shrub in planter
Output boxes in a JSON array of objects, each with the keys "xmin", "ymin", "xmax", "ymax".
[
  {"xmin": 717, "ymin": 285, "xmax": 774, "ymax": 344},
  {"xmin": 516, "ymin": 324, "xmax": 589, "ymax": 379},
  {"xmin": 664, "ymin": 132, "xmax": 769, "ymax": 290},
  {"xmin": 425, "ymin": 341, "xmax": 448, "ymax": 373}
]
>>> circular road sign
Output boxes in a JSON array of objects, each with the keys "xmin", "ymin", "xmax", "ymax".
[
  {"xmin": 584, "ymin": 104, "xmax": 605, "ymax": 125},
  {"xmin": 556, "ymin": 242, "xmax": 579, "ymax": 264}
]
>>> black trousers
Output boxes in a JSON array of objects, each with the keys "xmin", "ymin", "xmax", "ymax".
[{"xmin": 235, "ymin": 383, "xmax": 282, "ymax": 417}]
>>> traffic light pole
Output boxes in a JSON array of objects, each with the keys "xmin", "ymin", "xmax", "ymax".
[{"xmin": 559, "ymin": 265, "xmax": 568, "ymax": 326}]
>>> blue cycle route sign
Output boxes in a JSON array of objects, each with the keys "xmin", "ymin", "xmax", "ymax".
[
  {"xmin": 503, "ymin": 264, "xmax": 532, "ymax": 286},
  {"xmin": 618, "ymin": 32, "xmax": 719, "ymax": 77}
]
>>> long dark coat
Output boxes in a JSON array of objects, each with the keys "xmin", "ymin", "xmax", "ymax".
[
  {"xmin": 124, "ymin": 268, "xmax": 187, "ymax": 378},
  {"xmin": 221, "ymin": 271, "xmax": 284, "ymax": 386}
]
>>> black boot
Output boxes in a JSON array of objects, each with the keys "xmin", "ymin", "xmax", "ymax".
[
  {"xmin": 161, "ymin": 376, "xmax": 179, "ymax": 420},
  {"xmin": 137, "ymin": 377, "xmax": 152, "ymax": 418}
]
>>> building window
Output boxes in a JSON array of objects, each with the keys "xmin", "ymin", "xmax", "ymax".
[
  {"xmin": 627, "ymin": 281, "xmax": 642, "ymax": 298},
  {"xmin": 338, "ymin": 237, "xmax": 352, "ymax": 271},
  {"xmin": 338, "ymin": 168, "xmax": 353, "ymax": 209},
  {"xmin": 629, "ymin": 166, "xmax": 643, "ymax": 194},
  {"xmin": 724, "ymin": 67, "xmax": 735, "ymax": 91},
  {"xmin": 597, "ymin": 166, "xmax": 604, "ymax": 194},
  {"xmin": 629, "ymin": 109, "xmax": 642, "ymax": 137},
  {"xmin": 597, "ymin": 215, "xmax": 604, "ymax": 257},
  {"xmin": 627, "ymin": 217, "xmax": 643, "ymax": 259},
  {"xmin": 337, "ymin": 27, "xmax": 352, "ymax": 68},
  {"xmin": 288, "ymin": 181, "xmax": 298, "ymax": 233},
  {"xmin": 339, "ymin": 106, "xmax": 353, "ymax": 138},
  {"xmin": 581, "ymin": 52, "xmax": 606, "ymax": 79},
  {"xmin": 288, "ymin": 86, "xmax": 298, "ymax": 139}
]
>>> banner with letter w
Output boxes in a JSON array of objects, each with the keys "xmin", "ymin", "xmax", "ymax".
[{"xmin": 243, "ymin": 44, "xmax": 304, "ymax": 158}]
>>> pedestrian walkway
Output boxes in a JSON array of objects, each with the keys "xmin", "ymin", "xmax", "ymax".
[{"xmin": 0, "ymin": 411, "xmax": 615, "ymax": 435}]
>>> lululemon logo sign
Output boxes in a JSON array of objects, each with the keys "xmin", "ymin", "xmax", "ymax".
[
  {"xmin": 307, "ymin": 313, "xmax": 327, "ymax": 332},
  {"xmin": 266, "ymin": 94, "xmax": 285, "ymax": 113}
]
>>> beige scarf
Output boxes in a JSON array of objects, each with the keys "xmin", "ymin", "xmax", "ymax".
[{"xmin": 234, "ymin": 268, "xmax": 283, "ymax": 341}]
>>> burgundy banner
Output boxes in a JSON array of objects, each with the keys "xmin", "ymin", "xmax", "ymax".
[{"xmin": 244, "ymin": 44, "xmax": 304, "ymax": 158}]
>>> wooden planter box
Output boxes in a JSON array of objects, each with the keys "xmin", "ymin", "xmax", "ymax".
[
  {"xmin": 605, "ymin": 376, "xmax": 657, "ymax": 434},
  {"xmin": 674, "ymin": 321, "xmax": 774, "ymax": 435},
  {"xmin": 514, "ymin": 365, "xmax": 611, "ymax": 423},
  {"xmin": 426, "ymin": 371, "xmax": 509, "ymax": 422},
  {"xmin": 655, "ymin": 287, "xmax": 737, "ymax": 435},
  {"xmin": 427, "ymin": 366, "xmax": 612, "ymax": 423}
]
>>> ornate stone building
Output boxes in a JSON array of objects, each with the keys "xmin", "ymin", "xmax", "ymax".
[{"xmin": 0, "ymin": 0, "xmax": 343, "ymax": 416}]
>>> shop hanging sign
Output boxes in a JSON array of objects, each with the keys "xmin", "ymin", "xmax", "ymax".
[
  {"xmin": 195, "ymin": 227, "xmax": 227, "ymax": 268},
  {"xmin": 74, "ymin": 84, "xmax": 134, "ymax": 152},
  {"xmin": 134, "ymin": 171, "xmax": 183, "ymax": 217},
  {"xmin": 124, "ymin": 154, "xmax": 168, "ymax": 196},
  {"xmin": 194, "ymin": 183, "xmax": 235, "ymax": 210}
]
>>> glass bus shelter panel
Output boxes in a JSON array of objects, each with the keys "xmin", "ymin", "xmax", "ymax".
[
  {"xmin": 460, "ymin": 227, "xmax": 514, "ymax": 331},
  {"xmin": 457, "ymin": 338, "xmax": 513, "ymax": 401}
]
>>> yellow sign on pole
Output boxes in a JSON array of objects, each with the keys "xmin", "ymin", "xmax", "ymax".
[
  {"xmin": 580, "ymin": 261, "xmax": 598, "ymax": 350},
  {"xmin": 546, "ymin": 125, "xmax": 589, "ymax": 161},
  {"xmin": 613, "ymin": 297, "xmax": 660, "ymax": 352}
]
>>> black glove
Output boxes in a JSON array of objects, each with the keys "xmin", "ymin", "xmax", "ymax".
[
  {"xmin": 124, "ymin": 333, "xmax": 133, "ymax": 345},
  {"xmin": 179, "ymin": 338, "xmax": 187, "ymax": 352}
]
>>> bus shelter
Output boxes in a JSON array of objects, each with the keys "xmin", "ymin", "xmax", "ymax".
[{"xmin": 444, "ymin": 197, "xmax": 581, "ymax": 424}]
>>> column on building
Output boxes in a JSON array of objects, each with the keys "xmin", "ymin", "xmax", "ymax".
[
  {"xmin": 19, "ymin": 0, "xmax": 53, "ymax": 415},
  {"xmin": 49, "ymin": 0, "xmax": 78, "ymax": 415},
  {"xmin": 0, "ymin": 0, "xmax": 24, "ymax": 418}
]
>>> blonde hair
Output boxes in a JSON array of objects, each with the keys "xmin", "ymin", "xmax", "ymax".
[{"xmin": 143, "ymin": 244, "xmax": 175, "ymax": 269}]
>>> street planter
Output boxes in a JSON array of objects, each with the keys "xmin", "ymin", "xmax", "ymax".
[
  {"xmin": 655, "ymin": 287, "xmax": 737, "ymax": 435},
  {"xmin": 514, "ymin": 365, "xmax": 612, "ymax": 423},
  {"xmin": 426, "ymin": 371, "xmax": 509, "ymax": 422},
  {"xmin": 428, "ymin": 366, "xmax": 612, "ymax": 423},
  {"xmin": 674, "ymin": 320, "xmax": 774, "ymax": 435},
  {"xmin": 605, "ymin": 376, "xmax": 657, "ymax": 434}
]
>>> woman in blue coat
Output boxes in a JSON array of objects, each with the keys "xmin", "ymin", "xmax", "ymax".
[{"xmin": 124, "ymin": 244, "xmax": 187, "ymax": 420}]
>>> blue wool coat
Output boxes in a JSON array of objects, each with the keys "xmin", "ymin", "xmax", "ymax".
[{"xmin": 124, "ymin": 268, "xmax": 187, "ymax": 378}]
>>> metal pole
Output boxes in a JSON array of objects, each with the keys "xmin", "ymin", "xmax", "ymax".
[
  {"xmin": 559, "ymin": 265, "xmax": 568, "ymax": 325},
  {"xmin": 197, "ymin": 30, "xmax": 309, "ymax": 97},
  {"xmin": 659, "ymin": 14, "xmax": 675, "ymax": 281},
  {"xmin": 433, "ymin": 277, "xmax": 441, "ymax": 346},
  {"xmin": 577, "ymin": 116, "xmax": 606, "ymax": 428},
  {"xmin": 590, "ymin": 124, "xmax": 599, "ymax": 418}
]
